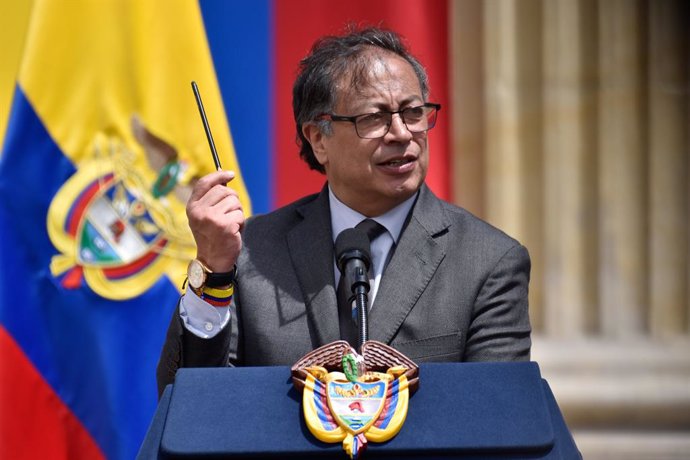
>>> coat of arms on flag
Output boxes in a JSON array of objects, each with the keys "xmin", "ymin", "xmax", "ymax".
[{"xmin": 47, "ymin": 119, "xmax": 197, "ymax": 300}]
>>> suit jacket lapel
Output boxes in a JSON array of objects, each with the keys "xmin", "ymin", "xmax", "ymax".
[
  {"xmin": 369, "ymin": 185, "xmax": 449, "ymax": 344},
  {"xmin": 287, "ymin": 186, "xmax": 341, "ymax": 347}
]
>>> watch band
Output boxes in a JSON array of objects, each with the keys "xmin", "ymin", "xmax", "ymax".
[{"xmin": 204, "ymin": 265, "xmax": 237, "ymax": 288}]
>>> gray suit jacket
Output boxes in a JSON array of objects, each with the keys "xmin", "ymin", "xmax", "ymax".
[{"xmin": 157, "ymin": 184, "xmax": 531, "ymax": 395}]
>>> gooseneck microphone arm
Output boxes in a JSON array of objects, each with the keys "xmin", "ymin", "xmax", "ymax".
[
  {"xmin": 353, "ymin": 263, "xmax": 370, "ymax": 348},
  {"xmin": 335, "ymin": 229, "xmax": 372, "ymax": 351}
]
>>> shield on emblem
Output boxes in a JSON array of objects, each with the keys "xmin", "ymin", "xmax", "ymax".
[
  {"xmin": 326, "ymin": 378, "xmax": 388, "ymax": 435},
  {"xmin": 75, "ymin": 176, "xmax": 163, "ymax": 268}
]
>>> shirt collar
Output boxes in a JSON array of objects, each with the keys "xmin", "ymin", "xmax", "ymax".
[{"xmin": 328, "ymin": 186, "xmax": 417, "ymax": 243}]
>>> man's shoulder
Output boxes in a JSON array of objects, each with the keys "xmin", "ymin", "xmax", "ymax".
[
  {"xmin": 427, "ymin": 193, "xmax": 523, "ymax": 250},
  {"xmin": 431, "ymin": 200, "xmax": 530, "ymax": 271}
]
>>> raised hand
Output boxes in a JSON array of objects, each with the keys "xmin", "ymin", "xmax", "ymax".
[{"xmin": 186, "ymin": 170, "xmax": 244, "ymax": 272}]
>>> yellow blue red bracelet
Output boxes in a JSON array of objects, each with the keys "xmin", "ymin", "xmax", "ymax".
[{"xmin": 198, "ymin": 285, "xmax": 233, "ymax": 307}]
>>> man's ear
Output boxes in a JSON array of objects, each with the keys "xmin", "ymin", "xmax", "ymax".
[{"xmin": 302, "ymin": 122, "xmax": 328, "ymax": 166}]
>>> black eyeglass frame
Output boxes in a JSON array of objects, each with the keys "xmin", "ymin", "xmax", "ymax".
[{"xmin": 319, "ymin": 102, "xmax": 442, "ymax": 139}]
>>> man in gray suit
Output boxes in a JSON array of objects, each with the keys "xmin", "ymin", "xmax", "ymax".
[{"xmin": 157, "ymin": 27, "xmax": 531, "ymax": 395}]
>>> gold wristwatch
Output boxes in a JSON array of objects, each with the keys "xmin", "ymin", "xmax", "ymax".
[{"xmin": 186, "ymin": 259, "xmax": 236, "ymax": 294}]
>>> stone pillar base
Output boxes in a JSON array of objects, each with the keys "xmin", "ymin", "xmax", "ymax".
[{"xmin": 532, "ymin": 336, "xmax": 690, "ymax": 459}]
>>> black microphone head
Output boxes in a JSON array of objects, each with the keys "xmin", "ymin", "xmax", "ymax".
[{"xmin": 335, "ymin": 228, "xmax": 371, "ymax": 273}]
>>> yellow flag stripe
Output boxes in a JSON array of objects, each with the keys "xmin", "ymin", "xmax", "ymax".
[{"xmin": 17, "ymin": 0, "xmax": 251, "ymax": 213}]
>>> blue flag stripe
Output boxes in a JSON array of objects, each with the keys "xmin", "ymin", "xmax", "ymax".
[{"xmin": 0, "ymin": 88, "xmax": 182, "ymax": 459}]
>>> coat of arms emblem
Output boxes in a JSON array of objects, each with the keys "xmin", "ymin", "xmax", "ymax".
[
  {"xmin": 47, "ymin": 118, "xmax": 197, "ymax": 299},
  {"xmin": 292, "ymin": 340, "xmax": 419, "ymax": 459}
]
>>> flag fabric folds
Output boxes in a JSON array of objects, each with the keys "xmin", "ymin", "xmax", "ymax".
[{"xmin": 0, "ymin": 1, "xmax": 249, "ymax": 458}]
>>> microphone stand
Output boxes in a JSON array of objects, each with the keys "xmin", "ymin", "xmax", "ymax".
[
  {"xmin": 334, "ymin": 228, "xmax": 373, "ymax": 354},
  {"xmin": 351, "ymin": 265, "xmax": 370, "ymax": 352}
]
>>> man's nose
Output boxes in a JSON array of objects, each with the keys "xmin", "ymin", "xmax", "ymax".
[{"xmin": 385, "ymin": 113, "xmax": 413, "ymax": 141}]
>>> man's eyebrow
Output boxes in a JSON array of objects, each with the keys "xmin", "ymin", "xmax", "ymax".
[{"xmin": 362, "ymin": 96, "xmax": 424, "ymax": 112}]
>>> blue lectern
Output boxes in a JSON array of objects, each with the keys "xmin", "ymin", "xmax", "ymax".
[{"xmin": 138, "ymin": 362, "xmax": 580, "ymax": 459}]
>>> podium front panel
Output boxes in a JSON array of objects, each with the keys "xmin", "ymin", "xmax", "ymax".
[{"xmin": 155, "ymin": 362, "xmax": 560, "ymax": 458}]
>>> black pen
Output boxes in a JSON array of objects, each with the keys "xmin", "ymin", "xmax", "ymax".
[{"xmin": 191, "ymin": 81, "xmax": 222, "ymax": 171}]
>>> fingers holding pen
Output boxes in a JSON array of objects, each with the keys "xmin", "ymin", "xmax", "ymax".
[
  {"xmin": 189, "ymin": 170, "xmax": 235, "ymax": 201},
  {"xmin": 186, "ymin": 170, "xmax": 245, "ymax": 271},
  {"xmin": 188, "ymin": 170, "xmax": 241, "ymax": 212},
  {"xmin": 188, "ymin": 175, "xmax": 244, "ymax": 230},
  {"xmin": 188, "ymin": 85, "xmax": 243, "ymax": 271}
]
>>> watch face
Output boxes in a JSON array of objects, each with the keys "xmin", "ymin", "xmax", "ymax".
[{"xmin": 187, "ymin": 260, "xmax": 206, "ymax": 289}]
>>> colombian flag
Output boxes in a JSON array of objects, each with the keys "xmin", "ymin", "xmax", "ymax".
[{"xmin": 0, "ymin": 1, "xmax": 448, "ymax": 458}]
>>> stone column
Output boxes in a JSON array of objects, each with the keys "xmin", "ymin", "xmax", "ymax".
[
  {"xmin": 542, "ymin": 0, "xmax": 599, "ymax": 337},
  {"xmin": 598, "ymin": 0, "xmax": 648, "ymax": 337},
  {"xmin": 451, "ymin": 0, "xmax": 485, "ymax": 218},
  {"xmin": 648, "ymin": 0, "xmax": 689, "ymax": 337},
  {"xmin": 483, "ymin": 0, "xmax": 544, "ymax": 327}
]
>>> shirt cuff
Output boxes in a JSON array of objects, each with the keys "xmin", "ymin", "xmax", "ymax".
[{"xmin": 179, "ymin": 289, "xmax": 231, "ymax": 339}]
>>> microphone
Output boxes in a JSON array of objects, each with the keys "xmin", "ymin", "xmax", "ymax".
[{"xmin": 335, "ymin": 228, "xmax": 372, "ymax": 349}]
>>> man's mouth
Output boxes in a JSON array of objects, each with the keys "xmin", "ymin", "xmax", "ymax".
[{"xmin": 380, "ymin": 157, "xmax": 415, "ymax": 167}]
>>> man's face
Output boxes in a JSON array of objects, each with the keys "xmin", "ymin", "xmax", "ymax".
[{"xmin": 309, "ymin": 51, "xmax": 429, "ymax": 217}]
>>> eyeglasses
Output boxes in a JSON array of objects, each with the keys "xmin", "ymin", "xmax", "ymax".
[{"xmin": 320, "ymin": 103, "xmax": 441, "ymax": 139}]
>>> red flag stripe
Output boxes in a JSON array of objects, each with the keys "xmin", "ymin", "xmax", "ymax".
[{"xmin": 0, "ymin": 326, "xmax": 105, "ymax": 460}]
